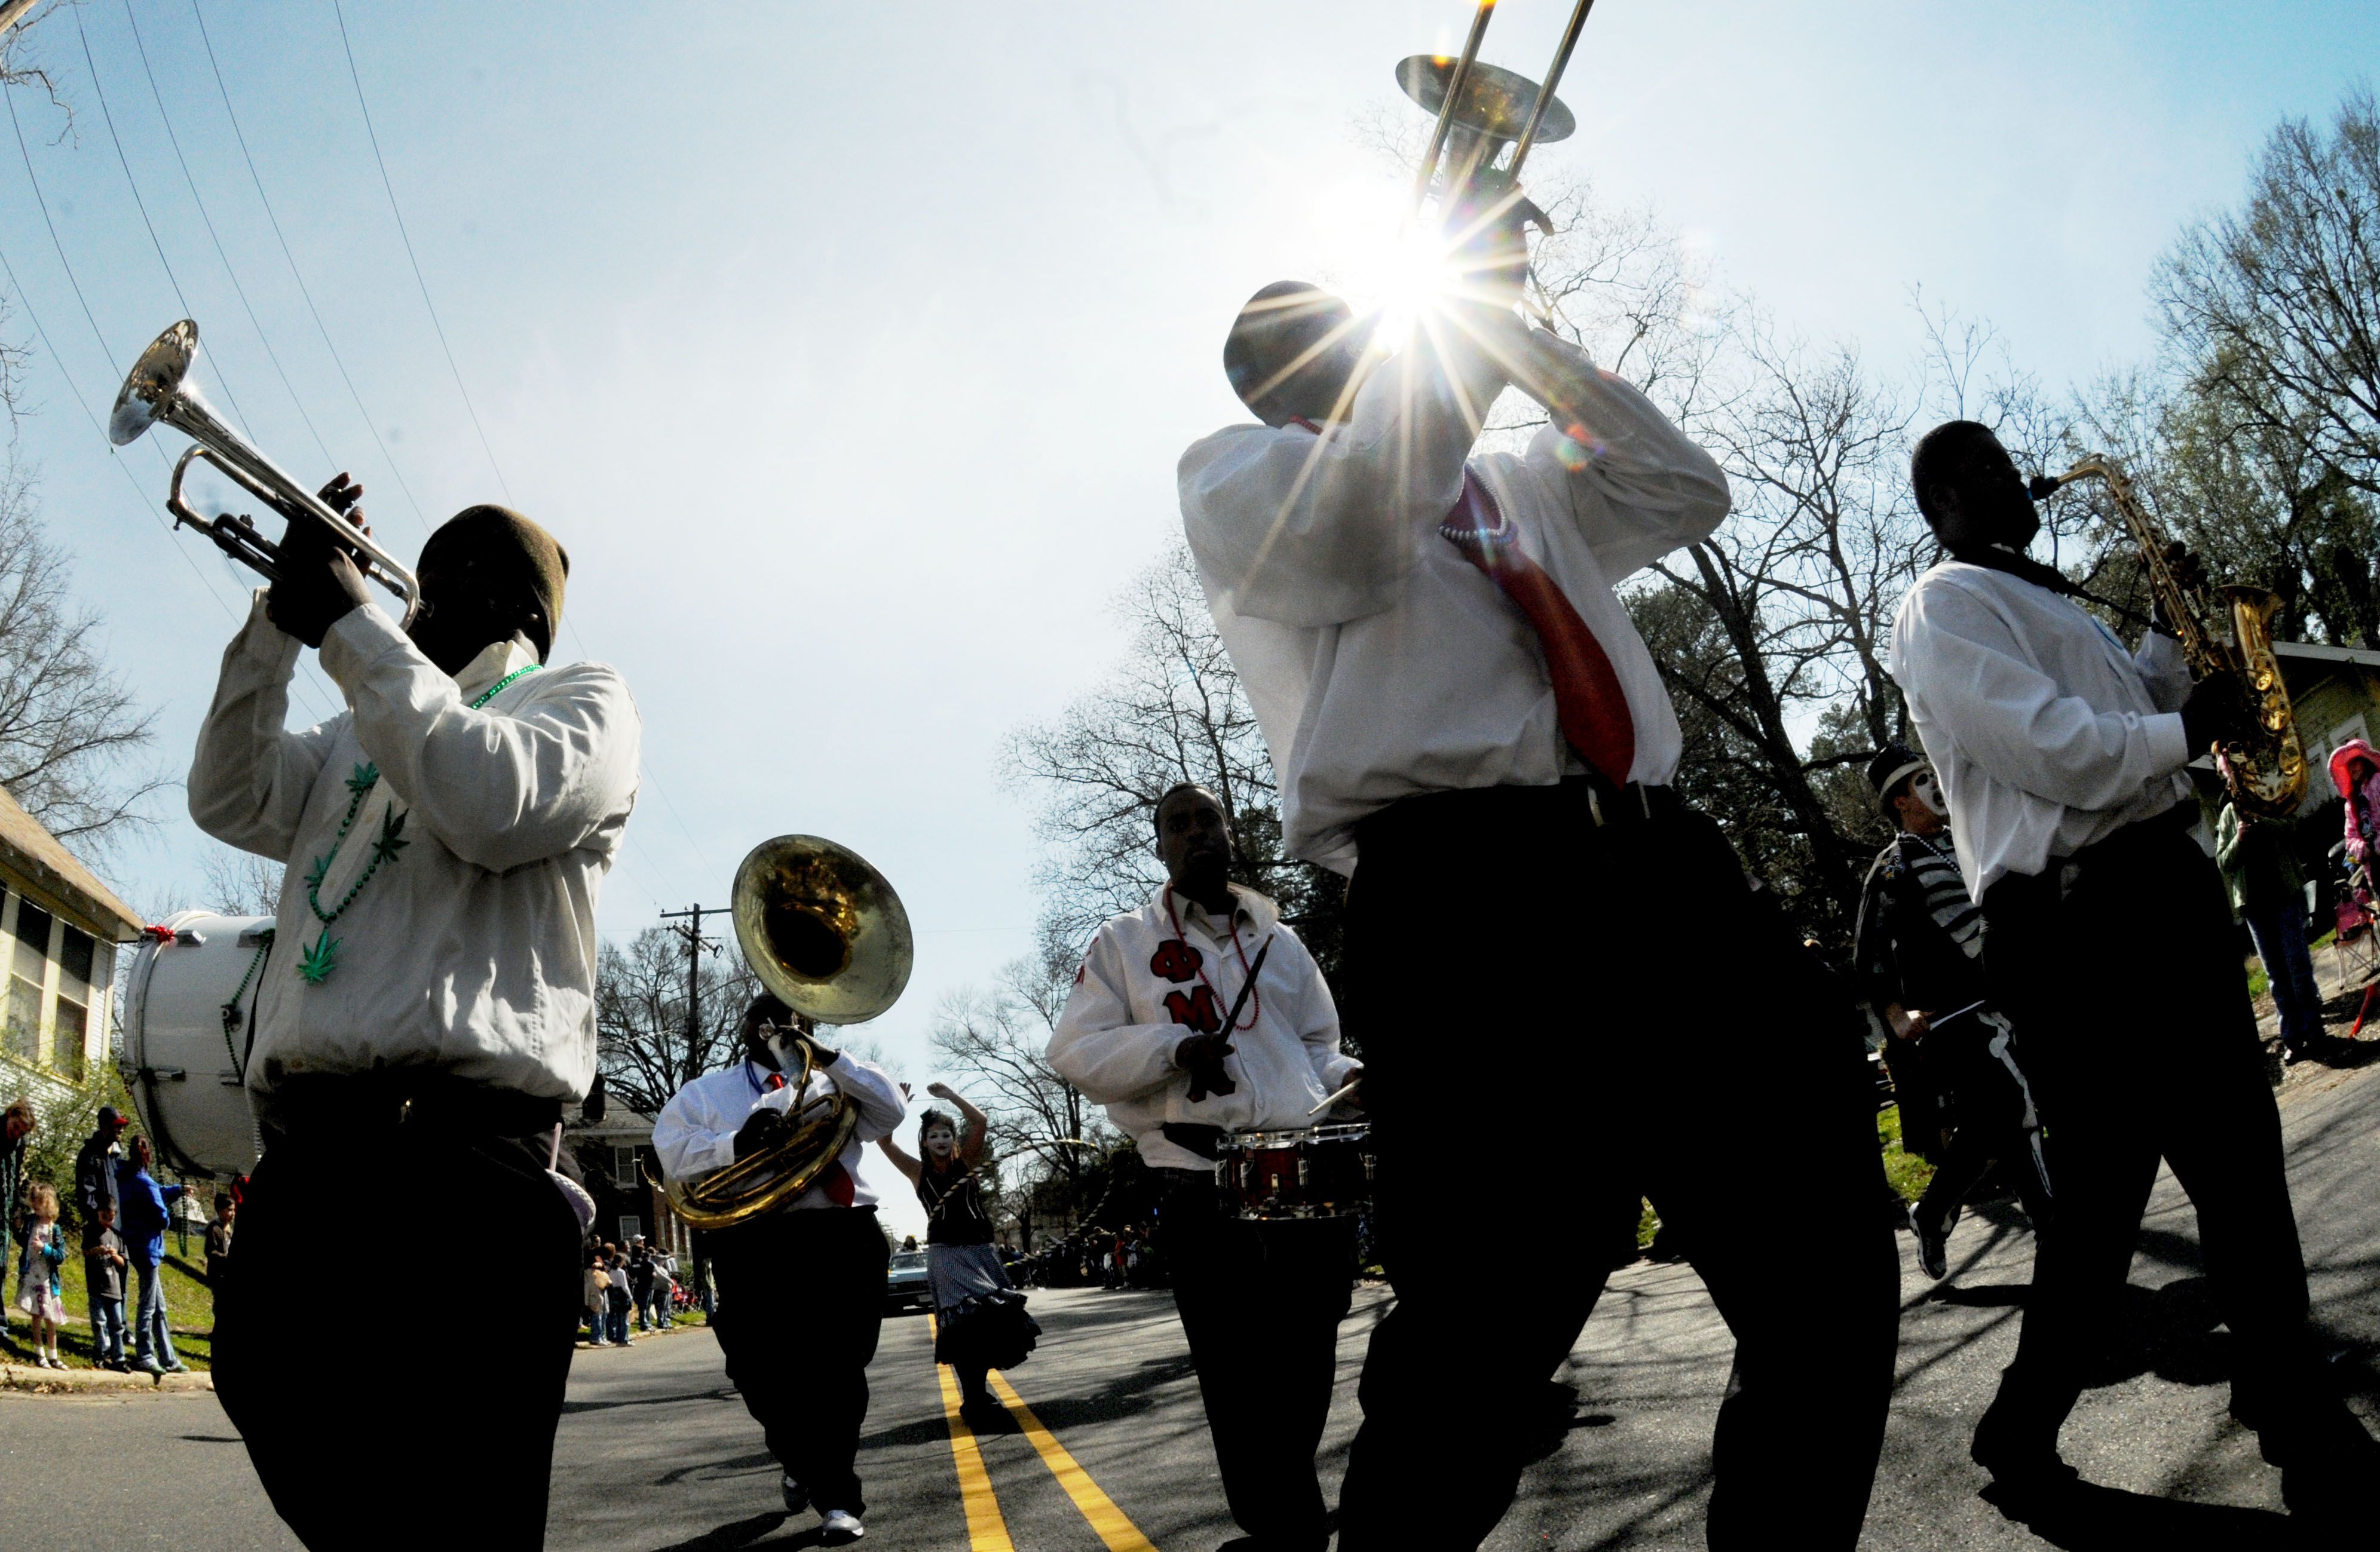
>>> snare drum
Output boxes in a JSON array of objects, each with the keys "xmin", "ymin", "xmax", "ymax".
[
  {"xmin": 1217, "ymin": 1122, "xmax": 1373, "ymax": 1218},
  {"xmin": 123, "ymin": 910, "xmax": 272, "ymax": 1180}
]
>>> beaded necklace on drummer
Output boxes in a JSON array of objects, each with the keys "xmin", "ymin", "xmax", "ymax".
[
  {"xmin": 1163, "ymin": 887, "xmax": 1262, "ymax": 1030},
  {"xmin": 295, "ymin": 662, "xmax": 541, "ymax": 986}
]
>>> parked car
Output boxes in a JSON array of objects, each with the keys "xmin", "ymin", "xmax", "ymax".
[{"xmin": 886, "ymin": 1249, "xmax": 932, "ymax": 1313}]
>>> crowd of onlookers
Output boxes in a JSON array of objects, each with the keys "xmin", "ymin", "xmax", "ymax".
[
  {"xmin": 1016, "ymin": 1226, "xmax": 1163, "ymax": 1290},
  {"xmin": 2, "ymin": 1098, "xmax": 234, "ymax": 1374},
  {"xmin": 582, "ymin": 1235, "xmax": 707, "ymax": 1345}
]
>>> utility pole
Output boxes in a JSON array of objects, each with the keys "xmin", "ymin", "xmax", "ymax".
[{"xmin": 659, "ymin": 905, "xmax": 720, "ymax": 1087}]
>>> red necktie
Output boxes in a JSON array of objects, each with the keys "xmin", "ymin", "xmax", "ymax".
[
  {"xmin": 1441, "ymin": 471, "xmax": 1637, "ymax": 786},
  {"xmin": 765, "ymin": 1072, "xmax": 857, "ymax": 1206}
]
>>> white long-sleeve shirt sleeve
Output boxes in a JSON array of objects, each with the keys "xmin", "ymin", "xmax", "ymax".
[
  {"xmin": 1514, "ymin": 330, "xmax": 1732, "ymax": 579},
  {"xmin": 1047, "ymin": 925, "xmax": 1188, "ymax": 1106},
  {"xmin": 1896, "ymin": 576, "xmax": 2190, "ymax": 811},
  {"xmin": 651, "ymin": 1075, "xmax": 745, "ymax": 1185},
  {"xmin": 186, "ymin": 592, "xmax": 344, "ymax": 860},
  {"xmin": 316, "ymin": 603, "xmax": 642, "ymax": 873},
  {"xmin": 827, "ymin": 1052, "xmax": 908, "ymax": 1143},
  {"xmin": 1181, "ymin": 330, "xmax": 1509, "ymax": 629}
]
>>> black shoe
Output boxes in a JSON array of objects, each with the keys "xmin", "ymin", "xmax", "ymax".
[
  {"xmin": 1910, "ymin": 1204, "xmax": 1951, "ymax": 1280},
  {"xmin": 780, "ymin": 1473, "xmax": 808, "ymax": 1515}
]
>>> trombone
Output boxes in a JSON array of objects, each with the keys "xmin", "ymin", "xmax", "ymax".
[
  {"xmin": 1400, "ymin": 0, "xmax": 1597, "ymax": 227},
  {"xmin": 110, "ymin": 320, "xmax": 422, "ymax": 627}
]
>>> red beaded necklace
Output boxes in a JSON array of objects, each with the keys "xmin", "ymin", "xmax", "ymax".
[{"xmin": 1163, "ymin": 885, "xmax": 1262, "ymax": 1031}]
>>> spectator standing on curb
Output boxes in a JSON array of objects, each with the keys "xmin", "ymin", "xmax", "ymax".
[
  {"xmin": 629, "ymin": 1237, "xmax": 656, "ymax": 1331},
  {"xmin": 85, "ymin": 1203, "xmax": 130, "ymax": 1370},
  {"xmin": 13, "ymin": 1182, "xmax": 67, "ymax": 1368},
  {"xmin": 74, "ymin": 1108, "xmax": 127, "ymax": 1248},
  {"xmin": 651, "ymin": 1245, "xmax": 678, "ymax": 1329},
  {"xmin": 603, "ymin": 1241, "xmax": 633, "ymax": 1345},
  {"xmin": 206, "ymin": 1194, "xmax": 237, "ymax": 1294},
  {"xmin": 2, "ymin": 1097, "xmax": 33, "ymax": 1275},
  {"xmin": 119, "ymin": 1136, "xmax": 188, "ymax": 1375},
  {"xmin": 584, "ymin": 1254, "xmax": 610, "ymax": 1345},
  {"xmin": 2216, "ymin": 790, "xmax": 2329, "ymax": 1065}
]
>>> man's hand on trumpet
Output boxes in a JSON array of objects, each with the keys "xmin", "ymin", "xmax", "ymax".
[{"xmin": 265, "ymin": 473, "xmax": 375, "ymax": 648}]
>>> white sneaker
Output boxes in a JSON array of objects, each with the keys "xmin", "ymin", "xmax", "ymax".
[{"xmin": 820, "ymin": 1508, "xmax": 863, "ymax": 1542}]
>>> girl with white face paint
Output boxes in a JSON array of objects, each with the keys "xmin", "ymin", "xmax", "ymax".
[{"xmin": 875, "ymin": 1083, "xmax": 1039, "ymax": 1424}]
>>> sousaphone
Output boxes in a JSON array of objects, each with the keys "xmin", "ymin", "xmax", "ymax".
[{"xmin": 657, "ymin": 836, "xmax": 914, "ymax": 1230}]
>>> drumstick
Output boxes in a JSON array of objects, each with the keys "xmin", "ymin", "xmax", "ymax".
[
  {"xmin": 1914, "ymin": 1000, "xmax": 1986, "ymax": 1035},
  {"xmin": 1215, "ymin": 934, "xmax": 1275, "ymax": 1034},
  {"xmin": 1307, "ymin": 1078, "xmax": 1362, "ymax": 1117}
]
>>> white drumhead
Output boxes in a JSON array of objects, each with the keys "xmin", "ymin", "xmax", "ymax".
[{"xmin": 124, "ymin": 910, "xmax": 272, "ymax": 1180}]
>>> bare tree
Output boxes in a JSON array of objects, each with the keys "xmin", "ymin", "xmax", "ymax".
[
  {"xmin": 0, "ymin": 463, "xmax": 163, "ymax": 853},
  {"xmin": 1002, "ymin": 544, "xmax": 1345, "ymax": 974},
  {"xmin": 200, "ymin": 846, "xmax": 281, "ymax": 917},
  {"xmin": 2154, "ymin": 88, "xmax": 2380, "ymax": 504},
  {"xmin": 593, "ymin": 926, "xmax": 756, "ymax": 1118}
]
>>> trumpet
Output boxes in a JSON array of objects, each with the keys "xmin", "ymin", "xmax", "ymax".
[
  {"xmin": 110, "ymin": 320, "xmax": 422, "ymax": 626},
  {"xmin": 656, "ymin": 835, "xmax": 915, "ymax": 1231}
]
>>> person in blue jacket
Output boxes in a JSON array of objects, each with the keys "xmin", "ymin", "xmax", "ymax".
[{"xmin": 118, "ymin": 1134, "xmax": 188, "ymax": 1375}]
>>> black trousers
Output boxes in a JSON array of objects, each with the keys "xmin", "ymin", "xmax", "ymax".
[
  {"xmin": 216, "ymin": 1109, "xmax": 581, "ymax": 1550},
  {"xmin": 1334, "ymin": 784, "xmax": 1900, "ymax": 1551},
  {"xmin": 1913, "ymin": 1011, "xmax": 2052, "ymax": 1234},
  {"xmin": 706, "ymin": 1207, "xmax": 889, "ymax": 1514},
  {"xmin": 1982, "ymin": 811, "xmax": 2362, "ymax": 1462},
  {"xmin": 1151, "ymin": 1171, "xmax": 1354, "ymax": 1550}
]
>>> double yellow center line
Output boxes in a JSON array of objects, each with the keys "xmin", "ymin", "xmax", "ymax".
[{"xmin": 927, "ymin": 1313, "xmax": 1157, "ymax": 1552}]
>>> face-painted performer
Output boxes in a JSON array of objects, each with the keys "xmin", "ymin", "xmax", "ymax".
[
  {"xmin": 191, "ymin": 483, "xmax": 640, "ymax": 1550},
  {"xmin": 1047, "ymin": 781, "xmax": 1361, "ymax": 1552},
  {"xmin": 1891, "ymin": 419, "xmax": 2379, "ymax": 1522},
  {"xmin": 873, "ymin": 1081, "xmax": 1040, "ymax": 1428},
  {"xmin": 651, "ymin": 993, "xmax": 908, "ymax": 1544},
  {"xmin": 1175, "ymin": 171, "xmax": 1898, "ymax": 1549}
]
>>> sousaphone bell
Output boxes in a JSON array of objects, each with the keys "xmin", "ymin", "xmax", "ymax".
[{"xmin": 657, "ymin": 836, "xmax": 914, "ymax": 1231}]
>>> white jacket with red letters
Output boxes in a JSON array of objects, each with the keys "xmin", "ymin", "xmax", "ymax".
[{"xmin": 1048, "ymin": 883, "xmax": 1358, "ymax": 1173}]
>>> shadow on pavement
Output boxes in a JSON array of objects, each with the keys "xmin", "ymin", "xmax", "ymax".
[
  {"xmin": 1980, "ymin": 1480, "xmax": 2293, "ymax": 1551},
  {"xmin": 655, "ymin": 1450, "xmax": 779, "ymax": 1487},
  {"xmin": 563, "ymin": 1388, "xmax": 738, "ymax": 1415},
  {"xmin": 647, "ymin": 1510, "xmax": 806, "ymax": 1550},
  {"xmin": 1932, "ymin": 1283, "xmax": 2031, "ymax": 1308}
]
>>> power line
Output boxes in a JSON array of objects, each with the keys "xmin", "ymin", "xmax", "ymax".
[
  {"xmin": 70, "ymin": 1, "xmax": 260, "ymax": 438},
  {"xmin": 329, "ymin": 0, "xmax": 510, "ymax": 504},
  {"xmin": 186, "ymin": 0, "xmax": 431, "ymax": 538},
  {"xmin": 119, "ymin": 0, "xmax": 338, "ymax": 472},
  {"xmin": 0, "ymin": 238, "xmax": 341, "ymax": 726}
]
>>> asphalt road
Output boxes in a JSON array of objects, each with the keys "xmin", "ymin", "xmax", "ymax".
[{"xmin": 11, "ymin": 1025, "xmax": 2380, "ymax": 1549}]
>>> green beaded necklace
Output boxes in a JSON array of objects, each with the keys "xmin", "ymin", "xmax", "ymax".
[{"xmin": 295, "ymin": 662, "xmax": 542, "ymax": 985}]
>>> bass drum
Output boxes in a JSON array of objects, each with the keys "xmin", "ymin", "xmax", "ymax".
[{"xmin": 123, "ymin": 910, "xmax": 273, "ymax": 1180}]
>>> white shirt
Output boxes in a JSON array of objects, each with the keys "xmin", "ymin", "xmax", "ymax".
[
  {"xmin": 1178, "ymin": 329, "xmax": 1731, "ymax": 873},
  {"xmin": 1047, "ymin": 884, "xmax": 1358, "ymax": 1173},
  {"xmin": 651, "ymin": 1051, "xmax": 908, "ymax": 1213},
  {"xmin": 1889, "ymin": 559, "xmax": 2195, "ymax": 898},
  {"xmin": 189, "ymin": 592, "xmax": 641, "ymax": 1104}
]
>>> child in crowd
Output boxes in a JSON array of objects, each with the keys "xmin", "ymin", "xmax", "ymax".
[
  {"xmin": 13, "ymin": 1182, "xmax": 68, "ymax": 1368},
  {"xmin": 585, "ymin": 1255, "xmax": 611, "ymax": 1346},
  {"xmin": 85, "ymin": 1203, "xmax": 130, "ymax": 1370}
]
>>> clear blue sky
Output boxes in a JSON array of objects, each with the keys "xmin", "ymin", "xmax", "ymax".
[{"xmin": 1, "ymin": 1, "xmax": 2372, "ymax": 1234}]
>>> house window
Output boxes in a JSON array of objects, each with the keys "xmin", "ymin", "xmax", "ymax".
[
  {"xmin": 5, "ymin": 977, "xmax": 35, "ymax": 1063},
  {"xmin": 618, "ymin": 1216, "xmax": 642, "ymax": 1245},
  {"xmin": 51, "ymin": 996, "xmax": 85, "ymax": 1078},
  {"xmin": 2328, "ymin": 714, "xmax": 2370, "ymax": 766},
  {"xmin": 13, "ymin": 899, "xmax": 51, "ymax": 981},
  {"xmin": 58, "ymin": 924, "xmax": 94, "ymax": 991},
  {"xmin": 612, "ymin": 1147, "xmax": 639, "ymax": 1189}
]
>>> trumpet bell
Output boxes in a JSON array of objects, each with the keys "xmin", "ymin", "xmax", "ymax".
[
  {"xmin": 111, "ymin": 320, "xmax": 201, "ymax": 447},
  {"xmin": 732, "ymin": 835, "xmax": 913, "ymax": 1026},
  {"xmin": 1395, "ymin": 55, "xmax": 1575, "ymax": 146}
]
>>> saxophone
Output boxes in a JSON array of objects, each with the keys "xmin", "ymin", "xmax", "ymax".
[{"xmin": 2039, "ymin": 454, "xmax": 2307, "ymax": 820}]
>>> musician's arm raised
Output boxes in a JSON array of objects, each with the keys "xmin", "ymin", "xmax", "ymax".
[
  {"xmin": 1047, "ymin": 932, "xmax": 1194, "ymax": 1105},
  {"xmin": 317, "ymin": 605, "xmax": 642, "ymax": 872},
  {"xmin": 187, "ymin": 593, "xmax": 342, "ymax": 860},
  {"xmin": 1897, "ymin": 577, "xmax": 2190, "ymax": 810},
  {"xmin": 1499, "ymin": 324, "xmax": 1731, "ymax": 577},
  {"xmin": 1181, "ymin": 332, "xmax": 1509, "ymax": 629},
  {"xmin": 652, "ymin": 1079, "xmax": 739, "ymax": 1183}
]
